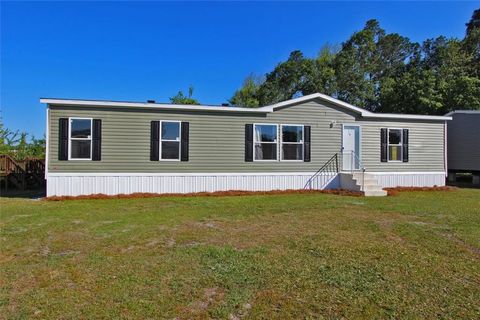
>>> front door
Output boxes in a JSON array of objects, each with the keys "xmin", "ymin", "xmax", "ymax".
[{"xmin": 342, "ymin": 125, "xmax": 361, "ymax": 171}]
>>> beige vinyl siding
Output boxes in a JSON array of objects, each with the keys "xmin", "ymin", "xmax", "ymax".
[{"xmin": 48, "ymin": 99, "xmax": 445, "ymax": 173}]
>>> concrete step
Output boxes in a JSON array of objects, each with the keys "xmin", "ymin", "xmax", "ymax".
[
  {"xmin": 360, "ymin": 186, "xmax": 383, "ymax": 191},
  {"xmin": 364, "ymin": 190, "xmax": 388, "ymax": 196},
  {"xmin": 353, "ymin": 176, "xmax": 379, "ymax": 183},
  {"xmin": 353, "ymin": 176, "xmax": 387, "ymax": 196},
  {"xmin": 339, "ymin": 172, "xmax": 387, "ymax": 197},
  {"xmin": 353, "ymin": 173, "xmax": 376, "ymax": 180},
  {"xmin": 355, "ymin": 180, "xmax": 380, "ymax": 186}
]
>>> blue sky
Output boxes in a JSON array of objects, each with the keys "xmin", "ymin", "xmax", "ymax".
[{"xmin": 1, "ymin": 1, "xmax": 478, "ymax": 137}]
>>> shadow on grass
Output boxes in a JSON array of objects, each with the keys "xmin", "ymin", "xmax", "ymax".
[{"xmin": 0, "ymin": 187, "xmax": 46, "ymax": 199}]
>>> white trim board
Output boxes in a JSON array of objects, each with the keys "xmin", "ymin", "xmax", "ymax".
[
  {"xmin": 47, "ymin": 171, "xmax": 447, "ymax": 177},
  {"xmin": 366, "ymin": 172, "xmax": 446, "ymax": 175},
  {"xmin": 48, "ymin": 172, "xmax": 318, "ymax": 177},
  {"xmin": 444, "ymin": 110, "xmax": 480, "ymax": 116}
]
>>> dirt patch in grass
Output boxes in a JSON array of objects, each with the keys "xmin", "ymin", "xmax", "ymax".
[
  {"xmin": 441, "ymin": 232, "xmax": 480, "ymax": 257},
  {"xmin": 44, "ymin": 189, "xmax": 363, "ymax": 201},
  {"xmin": 385, "ymin": 186, "xmax": 457, "ymax": 196},
  {"xmin": 177, "ymin": 287, "xmax": 226, "ymax": 317}
]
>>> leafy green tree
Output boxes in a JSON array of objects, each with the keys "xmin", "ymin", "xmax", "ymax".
[
  {"xmin": 302, "ymin": 45, "xmax": 338, "ymax": 96},
  {"xmin": 0, "ymin": 122, "xmax": 46, "ymax": 160},
  {"xmin": 466, "ymin": 9, "xmax": 480, "ymax": 36},
  {"xmin": 464, "ymin": 9, "xmax": 480, "ymax": 76},
  {"xmin": 169, "ymin": 86, "xmax": 200, "ymax": 105},
  {"xmin": 0, "ymin": 123, "xmax": 19, "ymax": 155},
  {"xmin": 333, "ymin": 20, "xmax": 383, "ymax": 110},
  {"xmin": 334, "ymin": 20, "xmax": 415, "ymax": 111},
  {"xmin": 229, "ymin": 74, "xmax": 262, "ymax": 107},
  {"xmin": 27, "ymin": 136, "xmax": 46, "ymax": 159},
  {"xmin": 230, "ymin": 9, "xmax": 480, "ymax": 114},
  {"xmin": 379, "ymin": 68, "xmax": 442, "ymax": 114},
  {"xmin": 257, "ymin": 50, "xmax": 311, "ymax": 105},
  {"xmin": 379, "ymin": 35, "xmax": 480, "ymax": 114}
]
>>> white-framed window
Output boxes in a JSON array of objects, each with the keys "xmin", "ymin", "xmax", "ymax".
[
  {"xmin": 69, "ymin": 117, "xmax": 92, "ymax": 160},
  {"xmin": 388, "ymin": 128, "xmax": 403, "ymax": 162},
  {"xmin": 281, "ymin": 124, "xmax": 304, "ymax": 161},
  {"xmin": 160, "ymin": 120, "xmax": 181, "ymax": 161},
  {"xmin": 254, "ymin": 124, "xmax": 278, "ymax": 161}
]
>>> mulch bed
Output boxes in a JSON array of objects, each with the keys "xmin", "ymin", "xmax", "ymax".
[
  {"xmin": 384, "ymin": 186, "xmax": 457, "ymax": 196},
  {"xmin": 44, "ymin": 188, "xmax": 364, "ymax": 201},
  {"xmin": 43, "ymin": 186, "xmax": 457, "ymax": 201}
]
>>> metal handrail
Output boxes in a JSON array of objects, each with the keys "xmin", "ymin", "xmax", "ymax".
[{"xmin": 304, "ymin": 153, "xmax": 339, "ymax": 189}]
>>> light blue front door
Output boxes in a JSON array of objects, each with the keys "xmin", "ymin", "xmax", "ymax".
[{"xmin": 342, "ymin": 125, "xmax": 361, "ymax": 171}]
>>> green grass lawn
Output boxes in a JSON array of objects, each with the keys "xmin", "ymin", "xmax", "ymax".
[{"xmin": 1, "ymin": 189, "xmax": 479, "ymax": 319}]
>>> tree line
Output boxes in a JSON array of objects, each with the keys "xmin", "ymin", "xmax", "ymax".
[
  {"xmin": 227, "ymin": 9, "xmax": 479, "ymax": 115},
  {"xmin": 0, "ymin": 123, "xmax": 46, "ymax": 161}
]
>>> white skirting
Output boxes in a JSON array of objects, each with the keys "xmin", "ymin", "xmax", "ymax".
[
  {"xmin": 46, "ymin": 172, "xmax": 339, "ymax": 197},
  {"xmin": 369, "ymin": 172, "xmax": 446, "ymax": 188},
  {"xmin": 46, "ymin": 171, "xmax": 445, "ymax": 197}
]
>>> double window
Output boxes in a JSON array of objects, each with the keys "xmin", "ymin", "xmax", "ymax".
[
  {"xmin": 387, "ymin": 129, "xmax": 403, "ymax": 161},
  {"xmin": 160, "ymin": 121, "xmax": 181, "ymax": 160},
  {"xmin": 69, "ymin": 118, "xmax": 92, "ymax": 160},
  {"xmin": 253, "ymin": 124, "xmax": 304, "ymax": 161}
]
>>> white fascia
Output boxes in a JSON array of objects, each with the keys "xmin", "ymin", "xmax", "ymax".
[
  {"xmin": 265, "ymin": 93, "xmax": 452, "ymax": 121},
  {"xmin": 362, "ymin": 113, "xmax": 452, "ymax": 121},
  {"xmin": 444, "ymin": 110, "xmax": 480, "ymax": 116},
  {"xmin": 266, "ymin": 93, "xmax": 369, "ymax": 115},
  {"xmin": 40, "ymin": 98, "xmax": 273, "ymax": 113}
]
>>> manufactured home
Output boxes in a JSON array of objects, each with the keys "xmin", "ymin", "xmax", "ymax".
[
  {"xmin": 41, "ymin": 93, "xmax": 451, "ymax": 197},
  {"xmin": 445, "ymin": 110, "xmax": 480, "ymax": 185}
]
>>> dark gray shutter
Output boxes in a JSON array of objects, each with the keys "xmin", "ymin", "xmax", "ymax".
[
  {"xmin": 58, "ymin": 118, "xmax": 69, "ymax": 160},
  {"xmin": 150, "ymin": 121, "xmax": 160, "ymax": 161},
  {"xmin": 304, "ymin": 126, "xmax": 311, "ymax": 162},
  {"xmin": 92, "ymin": 119, "xmax": 102, "ymax": 161},
  {"xmin": 402, "ymin": 129, "xmax": 409, "ymax": 162},
  {"xmin": 181, "ymin": 122, "xmax": 189, "ymax": 162},
  {"xmin": 245, "ymin": 124, "xmax": 253, "ymax": 162},
  {"xmin": 380, "ymin": 128, "xmax": 388, "ymax": 162}
]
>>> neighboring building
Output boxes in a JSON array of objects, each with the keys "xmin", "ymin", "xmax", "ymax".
[
  {"xmin": 445, "ymin": 110, "xmax": 480, "ymax": 185},
  {"xmin": 40, "ymin": 93, "xmax": 451, "ymax": 197}
]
